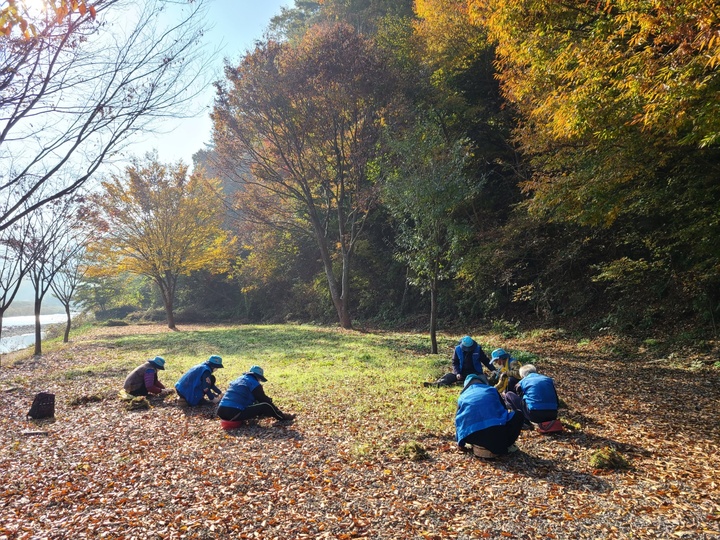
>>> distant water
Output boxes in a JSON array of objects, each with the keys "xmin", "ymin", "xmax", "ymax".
[{"xmin": 0, "ymin": 313, "xmax": 76, "ymax": 354}]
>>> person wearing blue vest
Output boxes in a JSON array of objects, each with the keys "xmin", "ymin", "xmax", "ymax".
[
  {"xmin": 504, "ymin": 364, "xmax": 560, "ymax": 424},
  {"xmin": 455, "ymin": 374, "xmax": 524, "ymax": 458},
  {"xmin": 216, "ymin": 365, "xmax": 295, "ymax": 423},
  {"xmin": 175, "ymin": 355, "xmax": 225, "ymax": 406},
  {"xmin": 423, "ymin": 335, "xmax": 495, "ymax": 387}
]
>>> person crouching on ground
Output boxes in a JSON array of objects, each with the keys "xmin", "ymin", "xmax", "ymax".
[
  {"xmin": 504, "ymin": 364, "xmax": 560, "ymax": 424},
  {"xmin": 124, "ymin": 356, "xmax": 171, "ymax": 397},
  {"xmin": 424, "ymin": 335, "xmax": 495, "ymax": 387},
  {"xmin": 217, "ymin": 365, "xmax": 295, "ymax": 423},
  {"xmin": 175, "ymin": 355, "xmax": 225, "ymax": 406},
  {"xmin": 455, "ymin": 374, "xmax": 523, "ymax": 458},
  {"xmin": 490, "ymin": 348, "xmax": 522, "ymax": 394}
]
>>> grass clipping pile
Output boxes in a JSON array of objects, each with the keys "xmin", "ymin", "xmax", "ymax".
[{"xmin": 0, "ymin": 325, "xmax": 719, "ymax": 539}]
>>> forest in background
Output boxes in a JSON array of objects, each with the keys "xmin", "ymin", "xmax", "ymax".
[
  {"xmin": 39, "ymin": 0, "xmax": 720, "ymax": 344},
  {"xmin": 148, "ymin": 0, "xmax": 720, "ymax": 338}
]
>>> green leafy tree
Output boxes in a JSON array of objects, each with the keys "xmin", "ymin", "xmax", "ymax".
[
  {"xmin": 383, "ymin": 118, "xmax": 472, "ymax": 352},
  {"xmin": 472, "ymin": 0, "xmax": 720, "ymax": 329}
]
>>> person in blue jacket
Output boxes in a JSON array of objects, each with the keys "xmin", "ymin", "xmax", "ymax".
[
  {"xmin": 175, "ymin": 355, "xmax": 225, "ymax": 406},
  {"xmin": 455, "ymin": 374, "xmax": 524, "ymax": 458},
  {"xmin": 216, "ymin": 365, "xmax": 295, "ymax": 423},
  {"xmin": 504, "ymin": 364, "xmax": 560, "ymax": 424},
  {"xmin": 424, "ymin": 335, "xmax": 496, "ymax": 387}
]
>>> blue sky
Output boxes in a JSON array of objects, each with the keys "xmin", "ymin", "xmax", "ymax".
[
  {"xmin": 146, "ymin": 0, "xmax": 293, "ymax": 166},
  {"xmin": 11, "ymin": 1, "xmax": 292, "ymax": 306}
]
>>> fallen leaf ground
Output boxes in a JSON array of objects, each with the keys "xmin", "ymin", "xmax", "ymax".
[{"xmin": 1, "ymin": 325, "xmax": 719, "ymax": 539}]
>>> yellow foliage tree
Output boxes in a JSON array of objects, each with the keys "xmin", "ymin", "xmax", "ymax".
[{"xmin": 87, "ymin": 156, "xmax": 236, "ymax": 329}]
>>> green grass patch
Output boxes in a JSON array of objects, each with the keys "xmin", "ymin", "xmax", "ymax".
[{"xmin": 76, "ymin": 324, "xmax": 461, "ymax": 449}]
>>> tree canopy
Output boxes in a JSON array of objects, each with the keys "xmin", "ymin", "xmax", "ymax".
[
  {"xmin": 87, "ymin": 156, "xmax": 235, "ymax": 329},
  {"xmin": 212, "ymin": 22, "xmax": 404, "ymax": 329}
]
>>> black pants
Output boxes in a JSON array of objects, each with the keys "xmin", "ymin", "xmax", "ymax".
[
  {"xmin": 217, "ymin": 402, "xmax": 285, "ymax": 422},
  {"xmin": 437, "ymin": 372, "xmax": 488, "ymax": 386},
  {"xmin": 128, "ymin": 387, "xmax": 149, "ymax": 397},
  {"xmin": 463, "ymin": 413, "xmax": 524, "ymax": 455},
  {"xmin": 504, "ymin": 391, "xmax": 558, "ymax": 423}
]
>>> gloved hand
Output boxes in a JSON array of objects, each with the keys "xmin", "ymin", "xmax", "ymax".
[{"xmin": 211, "ymin": 395, "xmax": 222, "ymax": 404}]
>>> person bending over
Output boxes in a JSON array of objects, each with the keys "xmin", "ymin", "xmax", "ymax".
[{"xmin": 217, "ymin": 366, "xmax": 295, "ymax": 423}]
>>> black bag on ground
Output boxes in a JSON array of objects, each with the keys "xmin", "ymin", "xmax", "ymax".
[{"xmin": 27, "ymin": 392, "xmax": 55, "ymax": 420}]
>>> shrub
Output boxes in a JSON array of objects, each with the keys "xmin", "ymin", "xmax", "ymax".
[
  {"xmin": 397, "ymin": 441, "xmax": 429, "ymax": 462},
  {"xmin": 590, "ymin": 446, "xmax": 629, "ymax": 470},
  {"xmin": 103, "ymin": 319, "xmax": 129, "ymax": 327}
]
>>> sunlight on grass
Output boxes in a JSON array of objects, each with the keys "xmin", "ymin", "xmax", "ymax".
[{"xmin": 86, "ymin": 324, "xmax": 461, "ymax": 449}]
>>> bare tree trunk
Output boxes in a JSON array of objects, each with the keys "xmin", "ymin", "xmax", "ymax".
[
  {"xmin": 313, "ymin": 221, "xmax": 352, "ymax": 329},
  {"xmin": 33, "ymin": 298, "xmax": 42, "ymax": 357},
  {"xmin": 0, "ymin": 313, "xmax": 4, "ymax": 367},
  {"xmin": 165, "ymin": 298, "xmax": 176, "ymax": 330},
  {"xmin": 63, "ymin": 304, "xmax": 71, "ymax": 343},
  {"xmin": 156, "ymin": 276, "xmax": 177, "ymax": 330},
  {"xmin": 430, "ymin": 279, "xmax": 438, "ymax": 354}
]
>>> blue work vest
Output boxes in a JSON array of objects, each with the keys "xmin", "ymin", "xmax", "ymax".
[
  {"xmin": 455, "ymin": 383, "xmax": 515, "ymax": 445},
  {"xmin": 456, "ymin": 344, "xmax": 484, "ymax": 374},
  {"xmin": 175, "ymin": 363, "xmax": 212, "ymax": 406},
  {"xmin": 518, "ymin": 373, "xmax": 558, "ymax": 411},
  {"xmin": 219, "ymin": 374, "xmax": 259, "ymax": 410}
]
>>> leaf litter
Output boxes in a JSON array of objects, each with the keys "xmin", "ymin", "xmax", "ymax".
[{"xmin": 0, "ymin": 325, "xmax": 718, "ymax": 539}]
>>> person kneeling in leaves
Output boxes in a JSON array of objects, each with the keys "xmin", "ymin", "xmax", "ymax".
[
  {"xmin": 175, "ymin": 355, "xmax": 225, "ymax": 406},
  {"xmin": 504, "ymin": 364, "xmax": 560, "ymax": 425},
  {"xmin": 424, "ymin": 335, "xmax": 496, "ymax": 387},
  {"xmin": 217, "ymin": 366, "xmax": 295, "ymax": 423},
  {"xmin": 455, "ymin": 374, "xmax": 523, "ymax": 458},
  {"xmin": 123, "ymin": 356, "xmax": 172, "ymax": 397},
  {"xmin": 488, "ymin": 348, "xmax": 523, "ymax": 394}
]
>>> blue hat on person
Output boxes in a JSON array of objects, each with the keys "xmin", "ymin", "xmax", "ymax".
[
  {"xmin": 206, "ymin": 355, "xmax": 223, "ymax": 369},
  {"xmin": 491, "ymin": 348, "xmax": 509, "ymax": 361},
  {"xmin": 150, "ymin": 356, "xmax": 166, "ymax": 370},
  {"xmin": 460, "ymin": 336, "xmax": 474, "ymax": 349},
  {"xmin": 245, "ymin": 365, "xmax": 267, "ymax": 382},
  {"xmin": 464, "ymin": 373, "xmax": 488, "ymax": 387}
]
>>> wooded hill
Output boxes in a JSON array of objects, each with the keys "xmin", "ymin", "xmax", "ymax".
[{"xmin": 78, "ymin": 0, "xmax": 719, "ymax": 344}]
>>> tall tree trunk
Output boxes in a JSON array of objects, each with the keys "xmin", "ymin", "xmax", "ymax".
[
  {"xmin": 33, "ymin": 298, "xmax": 42, "ymax": 356},
  {"xmin": 156, "ymin": 275, "xmax": 177, "ymax": 330},
  {"xmin": 339, "ymin": 251, "xmax": 352, "ymax": 329},
  {"xmin": 430, "ymin": 278, "xmax": 438, "ymax": 354},
  {"xmin": 313, "ymin": 221, "xmax": 352, "ymax": 329},
  {"xmin": 63, "ymin": 303, "xmax": 71, "ymax": 343},
  {"xmin": 165, "ymin": 301, "xmax": 176, "ymax": 330},
  {"xmin": 0, "ymin": 312, "xmax": 4, "ymax": 367}
]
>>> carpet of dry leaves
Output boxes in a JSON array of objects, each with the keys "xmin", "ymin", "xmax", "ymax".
[{"xmin": 1, "ymin": 325, "xmax": 719, "ymax": 539}]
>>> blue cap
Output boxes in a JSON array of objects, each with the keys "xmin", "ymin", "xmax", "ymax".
[
  {"xmin": 460, "ymin": 336, "xmax": 474, "ymax": 349},
  {"xmin": 207, "ymin": 355, "xmax": 223, "ymax": 368},
  {"xmin": 491, "ymin": 348, "xmax": 509, "ymax": 361},
  {"xmin": 246, "ymin": 365, "xmax": 267, "ymax": 382},
  {"xmin": 464, "ymin": 374, "xmax": 488, "ymax": 387},
  {"xmin": 150, "ymin": 356, "xmax": 166, "ymax": 370}
]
